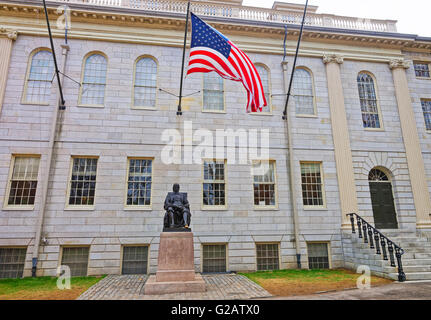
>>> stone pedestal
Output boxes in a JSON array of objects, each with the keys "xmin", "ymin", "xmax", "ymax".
[{"xmin": 143, "ymin": 232, "xmax": 206, "ymax": 295}]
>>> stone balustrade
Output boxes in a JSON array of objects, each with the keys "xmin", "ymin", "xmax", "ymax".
[{"xmin": 53, "ymin": 0, "xmax": 397, "ymax": 33}]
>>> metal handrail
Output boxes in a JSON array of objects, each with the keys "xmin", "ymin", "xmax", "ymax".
[{"xmin": 346, "ymin": 213, "xmax": 406, "ymax": 282}]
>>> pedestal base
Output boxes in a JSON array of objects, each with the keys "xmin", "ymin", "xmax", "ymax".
[
  {"xmin": 143, "ymin": 232, "xmax": 206, "ymax": 295},
  {"xmin": 144, "ymin": 274, "xmax": 206, "ymax": 295}
]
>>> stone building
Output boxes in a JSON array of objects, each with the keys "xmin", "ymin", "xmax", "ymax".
[{"xmin": 0, "ymin": 0, "xmax": 430, "ymax": 280}]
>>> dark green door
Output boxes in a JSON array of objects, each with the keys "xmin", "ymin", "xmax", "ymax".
[{"xmin": 369, "ymin": 182, "xmax": 398, "ymax": 229}]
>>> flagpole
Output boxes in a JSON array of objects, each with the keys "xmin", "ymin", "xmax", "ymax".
[
  {"xmin": 42, "ymin": 0, "xmax": 66, "ymax": 110},
  {"xmin": 282, "ymin": 0, "xmax": 309, "ymax": 120},
  {"xmin": 177, "ymin": 0, "xmax": 191, "ymax": 116}
]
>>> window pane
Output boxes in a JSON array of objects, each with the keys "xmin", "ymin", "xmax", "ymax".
[
  {"xmin": 307, "ymin": 243, "xmax": 329, "ymax": 269},
  {"xmin": 126, "ymin": 159, "xmax": 152, "ymax": 206},
  {"xmin": 253, "ymin": 161, "xmax": 276, "ymax": 206},
  {"xmin": 26, "ymin": 51, "xmax": 54, "ymax": 103},
  {"xmin": 414, "ymin": 63, "xmax": 430, "ymax": 78},
  {"xmin": 203, "ymin": 160, "xmax": 225, "ymax": 206},
  {"xmin": 256, "ymin": 243, "xmax": 279, "ymax": 271},
  {"xmin": 357, "ymin": 73, "xmax": 380, "ymax": 128},
  {"xmin": 203, "ymin": 72, "xmax": 224, "ymax": 111},
  {"xmin": 293, "ymin": 68, "xmax": 314, "ymax": 115},
  {"xmin": 202, "ymin": 245, "xmax": 227, "ymax": 273},
  {"xmin": 421, "ymin": 99, "xmax": 431, "ymax": 130},
  {"xmin": 255, "ymin": 65, "xmax": 270, "ymax": 108},
  {"xmin": 61, "ymin": 247, "xmax": 89, "ymax": 277},
  {"xmin": 134, "ymin": 58, "xmax": 157, "ymax": 107},
  {"xmin": 0, "ymin": 248, "xmax": 27, "ymax": 279},
  {"xmin": 8, "ymin": 157, "xmax": 40, "ymax": 206},
  {"xmin": 68, "ymin": 158, "xmax": 98, "ymax": 206},
  {"xmin": 301, "ymin": 163, "xmax": 324, "ymax": 206},
  {"xmin": 81, "ymin": 54, "xmax": 107, "ymax": 105},
  {"xmin": 122, "ymin": 246, "xmax": 148, "ymax": 275}
]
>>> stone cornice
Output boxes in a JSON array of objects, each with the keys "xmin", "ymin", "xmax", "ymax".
[
  {"xmin": 389, "ymin": 58, "xmax": 411, "ymax": 70},
  {"xmin": 0, "ymin": 2, "xmax": 430, "ymax": 53},
  {"xmin": 0, "ymin": 27, "xmax": 17, "ymax": 40},
  {"xmin": 323, "ymin": 54, "xmax": 344, "ymax": 64}
]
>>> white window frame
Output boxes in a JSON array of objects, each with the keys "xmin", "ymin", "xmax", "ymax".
[
  {"xmin": 251, "ymin": 64, "xmax": 272, "ymax": 115},
  {"xmin": 293, "ymin": 67, "xmax": 317, "ymax": 117},
  {"xmin": 202, "ymin": 159, "xmax": 227, "ymax": 210},
  {"xmin": 252, "ymin": 160, "xmax": 278, "ymax": 210},
  {"xmin": 300, "ymin": 161, "xmax": 327, "ymax": 210},
  {"xmin": 124, "ymin": 157, "xmax": 153, "ymax": 210},
  {"xmin": 132, "ymin": 56, "xmax": 158, "ymax": 110},
  {"xmin": 78, "ymin": 52, "xmax": 107, "ymax": 108},
  {"xmin": 413, "ymin": 61, "xmax": 431, "ymax": 79},
  {"xmin": 357, "ymin": 71, "xmax": 384, "ymax": 131},
  {"xmin": 202, "ymin": 72, "xmax": 225, "ymax": 113}
]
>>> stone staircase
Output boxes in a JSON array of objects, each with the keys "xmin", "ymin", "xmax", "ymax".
[{"xmin": 342, "ymin": 229, "xmax": 431, "ymax": 281}]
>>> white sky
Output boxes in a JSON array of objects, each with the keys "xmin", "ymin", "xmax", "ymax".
[{"xmin": 243, "ymin": 0, "xmax": 431, "ymax": 37}]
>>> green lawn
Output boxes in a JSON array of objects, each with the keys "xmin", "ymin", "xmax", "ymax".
[
  {"xmin": 0, "ymin": 276, "xmax": 105, "ymax": 300},
  {"xmin": 240, "ymin": 269, "xmax": 392, "ymax": 297}
]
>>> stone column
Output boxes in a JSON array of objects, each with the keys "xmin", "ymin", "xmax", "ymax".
[
  {"xmin": 0, "ymin": 28, "xmax": 17, "ymax": 117},
  {"xmin": 323, "ymin": 54, "xmax": 359, "ymax": 228},
  {"xmin": 390, "ymin": 59, "xmax": 431, "ymax": 229}
]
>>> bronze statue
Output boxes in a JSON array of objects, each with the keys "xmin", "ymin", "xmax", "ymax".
[{"xmin": 163, "ymin": 184, "xmax": 191, "ymax": 230}]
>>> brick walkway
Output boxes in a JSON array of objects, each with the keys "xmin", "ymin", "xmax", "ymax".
[{"xmin": 77, "ymin": 274, "xmax": 272, "ymax": 300}]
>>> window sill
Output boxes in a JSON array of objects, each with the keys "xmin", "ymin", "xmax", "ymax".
[
  {"xmin": 303, "ymin": 206, "xmax": 328, "ymax": 211},
  {"xmin": 131, "ymin": 106, "xmax": 157, "ymax": 111},
  {"xmin": 123, "ymin": 206, "xmax": 152, "ymax": 211},
  {"xmin": 78, "ymin": 104, "xmax": 105, "ymax": 108},
  {"xmin": 2, "ymin": 205, "xmax": 35, "ymax": 211},
  {"xmin": 249, "ymin": 111, "xmax": 273, "ymax": 116},
  {"xmin": 296, "ymin": 114, "xmax": 318, "ymax": 119},
  {"xmin": 201, "ymin": 206, "xmax": 228, "ymax": 211},
  {"xmin": 21, "ymin": 101, "xmax": 50, "ymax": 106},
  {"xmin": 201, "ymin": 109, "xmax": 226, "ymax": 114},
  {"xmin": 415, "ymin": 77, "xmax": 431, "ymax": 80},
  {"xmin": 64, "ymin": 206, "xmax": 96, "ymax": 211},
  {"xmin": 253, "ymin": 206, "xmax": 279, "ymax": 211},
  {"xmin": 364, "ymin": 128, "xmax": 385, "ymax": 132}
]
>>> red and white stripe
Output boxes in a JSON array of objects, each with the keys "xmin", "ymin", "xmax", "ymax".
[{"xmin": 187, "ymin": 42, "xmax": 267, "ymax": 113}]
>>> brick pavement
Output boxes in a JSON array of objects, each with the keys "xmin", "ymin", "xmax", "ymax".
[{"xmin": 77, "ymin": 273, "xmax": 272, "ymax": 300}]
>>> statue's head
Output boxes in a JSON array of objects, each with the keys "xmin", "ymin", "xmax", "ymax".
[{"xmin": 173, "ymin": 183, "xmax": 180, "ymax": 193}]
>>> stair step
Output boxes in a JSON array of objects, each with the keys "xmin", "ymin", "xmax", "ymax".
[
  {"xmin": 414, "ymin": 253, "xmax": 431, "ymax": 259},
  {"xmin": 402, "ymin": 258, "xmax": 431, "ymax": 266},
  {"xmin": 389, "ymin": 272, "xmax": 431, "ymax": 281},
  {"xmin": 384, "ymin": 265, "xmax": 431, "ymax": 273}
]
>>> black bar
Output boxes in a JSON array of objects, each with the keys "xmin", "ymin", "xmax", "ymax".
[
  {"xmin": 177, "ymin": 0, "xmax": 191, "ymax": 116},
  {"xmin": 282, "ymin": 0, "xmax": 308, "ymax": 120},
  {"xmin": 42, "ymin": 0, "xmax": 66, "ymax": 110}
]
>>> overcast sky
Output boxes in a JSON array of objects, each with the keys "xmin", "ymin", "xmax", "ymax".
[{"xmin": 243, "ymin": 0, "xmax": 431, "ymax": 37}]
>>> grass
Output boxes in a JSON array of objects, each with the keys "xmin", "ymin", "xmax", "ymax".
[
  {"xmin": 240, "ymin": 269, "xmax": 393, "ymax": 297},
  {"xmin": 0, "ymin": 275, "xmax": 105, "ymax": 300}
]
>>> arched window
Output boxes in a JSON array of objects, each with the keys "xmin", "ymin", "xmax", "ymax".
[
  {"xmin": 255, "ymin": 64, "xmax": 271, "ymax": 112},
  {"xmin": 368, "ymin": 169, "xmax": 389, "ymax": 182},
  {"xmin": 293, "ymin": 68, "xmax": 315, "ymax": 116},
  {"xmin": 203, "ymin": 72, "xmax": 224, "ymax": 112},
  {"xmin": 79, "ymin": 53, "xmax": 107, "ymax": 106},
  {"xmin": 357, "ymin": 72, "xmax": 381, "ymax": 129},
  {"xmin": 23, "ymin": 50, "xmax": 54, "ymax": 104},
  {"xmin": 133, "ymin": 57, "xmax": 157, "ymax": 108}
]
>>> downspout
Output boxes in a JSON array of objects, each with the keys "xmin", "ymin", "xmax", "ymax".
[
  {"xmin": 282, "ymin": 61, "xmax": 302, "ymax": 269},
  {"xmin": 32, "ymin": 43, "xmax": 69, "ymax": 277}
]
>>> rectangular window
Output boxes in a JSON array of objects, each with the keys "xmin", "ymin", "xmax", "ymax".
[
  {"xmin": 256, "ymin": 243, "xmax": 280, "ymax": 271},
  {"xmin": 122, "ymin": 246, "xmax": 149, "ymax": 275},
  {"xmin": 67, "ymin": 157, "xmax": 98, "ymax": 207},
  {"xmin": 202, "ymin": 244, "xmax": 227, "ymax": 273},
  {"xmin": 253, "ymin": 161, "xmax": 276, "ymax": 207},
  {"xmin": 203, "ymin": 160, "xmax": 226, "ymax": 207},
  {"xmin": 6, "ymin": 156, "xmax": 40, "ymax": 207},
  {"xmin": 126, "ymin": 158, "xmax": 153, "ymax": 207},
  {"xmin": 301, "ymin": 162, "xmax": 325, "ymax": 207},
  {"xmin": 414, "ymin": 62, "xmax": 431, "ymax": 78},
  {"xmin": 421, "ymin": 99, "xmax": 431, "ymax": 131},
  {"xmin": 0, "ymin": 248, "xmax": 27, "ymax": 279},
  {"xmin": 61, "ymin": 247, "xmax": 89, "ymax": 277},
  {"xmin": 203, "ymin": 73, "xmax": 224, "ymax": 111},
  {"xmin": 307, "ymin": 243, "xmax": 330, "ymax": 269}
]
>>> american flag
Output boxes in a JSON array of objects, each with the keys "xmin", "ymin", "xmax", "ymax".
[{"xmin": 187, "ymin": 13, "xmax": 267, "ymax": 113}]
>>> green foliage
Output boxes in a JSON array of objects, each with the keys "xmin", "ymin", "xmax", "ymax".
[{"xmin": 240, "ymin": 269, "xmax": 359, "ymax": 283}]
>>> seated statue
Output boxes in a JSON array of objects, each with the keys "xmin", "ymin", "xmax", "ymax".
[{"xmin": 163, "ymin": 184, "xmax": 191, "ymax": 230}]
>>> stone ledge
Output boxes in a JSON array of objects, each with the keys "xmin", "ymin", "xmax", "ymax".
[{"xmin": 143, "ymin": 274, "xmax": 206, "ymax": 295}]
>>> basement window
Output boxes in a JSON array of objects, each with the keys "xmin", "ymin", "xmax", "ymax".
[
  {"xmin": 61, "ymin": 247, "xmax": 89, "ymax": 277},
  {"xmin": 202, "ymin": 244, "xmax": 227, "ymax": 273},
  {"xmin": 256, "ymin": 243, "xmax": 280, "ymax": 271},
  {"xmin": 0, "ymin": 247, "xmax": 27, "ymax": 279},
  {"xmin": 122, "ymin": 246, "xmax": 149, "ymax": 275},
  {"xmin": 307, "ymin": 243, "xmax": 330, "ymax": 269}
]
